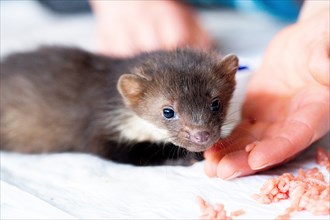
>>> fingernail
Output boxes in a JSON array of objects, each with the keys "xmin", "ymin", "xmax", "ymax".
[
  {"xmin": 245, "ymin": 141, "xmax": 260, "ymax": 153},
  {"xmin": 221, "ymin": 171, "xmax": 242, "ymax": 180},
  {"xmin": 251, "ymin": 162, "xmax": 273, "ymax": 171}
]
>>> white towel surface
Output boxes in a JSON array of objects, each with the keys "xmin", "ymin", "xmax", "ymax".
[{"xmin": 1, "ymin": 139, "xmax": 329, "ymax": 219}]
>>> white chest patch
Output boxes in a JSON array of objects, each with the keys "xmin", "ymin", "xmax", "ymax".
[{"xmin": 116, "ymin": 113, "xmax": 169, "ymax": 143}]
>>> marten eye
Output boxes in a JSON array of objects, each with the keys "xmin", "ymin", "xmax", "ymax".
[
  {"xmin": 163, "ymin": 107, "xmax": 175, "ymax": 119},
  {"xmin": 211, "ymin": 98, "xmax": 221, "ymax": 112}
]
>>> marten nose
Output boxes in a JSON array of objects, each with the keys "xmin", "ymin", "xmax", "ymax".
[{"xmin": 192, "ymin": 130, "xmax": 210, "ymax": 144}]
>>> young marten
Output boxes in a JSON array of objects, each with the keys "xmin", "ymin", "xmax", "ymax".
[{"xmin": 0, "ymin": 46, "xmax": 238, "ymax": 165}]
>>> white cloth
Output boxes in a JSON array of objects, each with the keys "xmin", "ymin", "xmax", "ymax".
[{"xmin": 1, "ymin": 140, "xmax": 329, "ymax": 219}]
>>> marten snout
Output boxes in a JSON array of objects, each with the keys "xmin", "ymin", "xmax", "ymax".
[
  {"xmin": 179, "ymin": 125, "xmax": 217, "ymax": 152},
  {"xmin": 191, "ymin": 130, "xmax": 210, "ymax": 144}
]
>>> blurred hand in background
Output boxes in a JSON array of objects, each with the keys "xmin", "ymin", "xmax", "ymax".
[{"xmin": 89, "ymin": 0, "xmax": 213, "ymax": 57}]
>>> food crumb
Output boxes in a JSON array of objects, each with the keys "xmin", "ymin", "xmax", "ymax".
[
  {"xmin": 198, "ymin": 148, "xmax": 329, "ymax": 219},
  {"xmin": 316, "ymin": 147, "xmax": 330, "ymax": 172},
  {"xmin": 230, "ymin": 209, "xmax": 245, "ymax": 217},
  {"xmin": 252, "ymin": 148, "xmax": 330, "ymax": 218},
  {"xmin": 197, "ymin": 196, "xmax": 239, "ymax": 220}
]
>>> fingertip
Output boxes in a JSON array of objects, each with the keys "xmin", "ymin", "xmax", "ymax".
[
  {"xmin": 204, "ymin": 159, "xmax": 218, "ymax": 177},
  {"xmin": 203, "ymin": 146, "xmax": 224, "ymax": 177},
  {"xmin": 248, "ymin": 142, "xmax": 271, "ymax": 171},
  {"xmin": 248, "ymin": 139, "xmax": 282, "ymax": 171},
  {"xmin": 216, "ymin": 150, "xmax": 253, "ymax": 180},
  {"xmin": 245, "ymin": 141, "xmax": 259, "ymax": 153},
  {"xmin": 248, "ymin": 154, "xmax": 272, "ymax": 171}
]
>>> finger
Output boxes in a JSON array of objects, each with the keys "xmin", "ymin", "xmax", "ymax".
[
  {"xmin": 216, "ymin": 150, "xmax": 256, "ymax": 180},
  {"xmin": 188, "ymin": 18, "xmax": 214, "ymax": 50},
  {"xmin": 96, "ymin": 27, "xmax": 139, "ymax": 57},
  {"xmin": 159, "ymin": 16, "xmax": 187, "ymax": 50},
  {"xmin": 135, "ymin": 21, "xmax": 163, "ymax": 53},
  {"xmin": 248, "ymin": 99, "xmax": 329, "ymax": 170},
  {"xmin": 204, "ymin": 119, "xmax": 269, "ymax": 177}
]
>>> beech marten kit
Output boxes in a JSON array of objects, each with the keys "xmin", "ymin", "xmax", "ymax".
[{"xmin": 0, "ymin": 47, "xmax": 238, "ymax": 165}]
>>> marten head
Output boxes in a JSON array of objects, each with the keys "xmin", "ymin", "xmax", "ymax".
[{"xmin": 117, "ymin": 49, "xmax": 238, "ymax": 152}]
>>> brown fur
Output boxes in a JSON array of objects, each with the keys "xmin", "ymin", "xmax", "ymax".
[{"xmin": 0, "ymin": 46, "xmax": 238, "ymax": 165}]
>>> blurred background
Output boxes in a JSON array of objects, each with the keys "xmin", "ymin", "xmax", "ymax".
[{"xmin": 0, "ymin": 0, "xmax": 291, "ymax": 59}]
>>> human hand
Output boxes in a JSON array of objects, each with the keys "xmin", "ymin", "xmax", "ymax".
[
  {"xmin": 204, "ymin": 9, "xmax": 329, "ymax": 179},
  {"xmin": 90, "ymin": 1, "xmax": 213, "ymax": 57}
]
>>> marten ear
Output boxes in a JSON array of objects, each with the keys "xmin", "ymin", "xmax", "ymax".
[
  {"xmin": 117, "ymin": 74, "xmax": 147, "ymax": 107},
  {"xmin": 217, "ymin": 54, "xmax": 239, "ymax": 80},
  {"xmin": 132, "ymin": 67, "xmax": 152, "ymax": 81}
]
